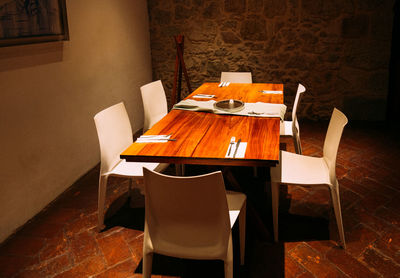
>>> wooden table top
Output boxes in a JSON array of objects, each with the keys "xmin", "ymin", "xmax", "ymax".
[{"xmin": 121, "ymin": 83, "xmax": 284, "ymax": 167}]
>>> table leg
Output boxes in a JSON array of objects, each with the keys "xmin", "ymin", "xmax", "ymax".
[{"xmin": 223, "ymin": 167, "xmax": 272, "ymax": 242}]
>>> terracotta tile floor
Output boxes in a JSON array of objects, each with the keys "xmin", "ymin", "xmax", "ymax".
[{"xmin": 1, "ymin": 121, "xmax": 400, "ymax": 278}]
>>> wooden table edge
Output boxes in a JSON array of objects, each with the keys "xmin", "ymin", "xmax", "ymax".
[{"xmin": 121, "ymin": 154, "xmax": 279, "ymax": 167}]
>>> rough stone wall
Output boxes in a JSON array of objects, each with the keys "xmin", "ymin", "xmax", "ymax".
[{"xmin": 147, "ymin": 0, "xmax": 394, "ymax": 120}]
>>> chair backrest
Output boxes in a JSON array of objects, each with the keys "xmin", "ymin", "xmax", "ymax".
[
  {"xmin": 94, "ymin": 102, "xmax": 133, "ymax": 175},
  {"xmin": 143, "ymin": 168, "xmax": 231, "ymax": 260},
  {"xmin": 323, "ymin": 108, "xmax": 348, "ymax": 184},
  {"xmin": 291, "ymin": 83, "xmax": 306, "ymax": 135},
  {"xmin": 220, "ymin": 72, "xmax": 252, "ymax": 84},
  {"xmin": 140, "ymin": 80, "xmax": 168, "ymax": 131}
]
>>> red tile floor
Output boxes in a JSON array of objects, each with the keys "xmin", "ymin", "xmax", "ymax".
[{"xmin": 1, "ymin": 121, "xmax": 400, "ymax": 277}]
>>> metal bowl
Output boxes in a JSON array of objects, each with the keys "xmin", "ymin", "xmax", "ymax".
[{"xmin": 213, "ymin": 99, "xmax": 244, "ymax": 113}]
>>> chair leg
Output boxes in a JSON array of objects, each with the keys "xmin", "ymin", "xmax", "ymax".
[
  {"xmin": 271, "ymin": 181, "xmax": 280, "ymax": 242},
  {"xmin": 142, "ymin": 250, "xmax": 153, "ymax": 278},
  {"xmin": 239, "ymin": 200, "xmax": 246, "ymax": 265},
  {"xmin": 329, "ymin": 182, "xmax": 346, "ymax": 249},
  {"xmin": 143, "ymin": 224, "xmax": 153, "ymax": 278},
  {"xmin": 224, "ymin": 233, "xmax": 234, "ymax": 278},
  {"xmin": 128, "ymin": 178, "xmax": 133, "ymax": 192},
  {"xmin": 128, "ymin": 179, "xmax": 135, "ymax": 207},
  {"xmin": 253, "ymin": 166, "xmax": 258, "ymax": 177},
  {"xmin": 97, "ymin": 175, "xmax": 108, "ymax": 231},
  {"xmin": 175, "ymin": 164, "xmax": 184, "ymax": 176},
  {"xmin": 293, "ymin": 134, "xmax": 302, "ymax": 155}
]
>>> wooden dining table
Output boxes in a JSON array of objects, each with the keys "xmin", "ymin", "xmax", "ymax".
[{"xmin": 121, "ymin": 82, "xmax": 284, "ymax": 167}]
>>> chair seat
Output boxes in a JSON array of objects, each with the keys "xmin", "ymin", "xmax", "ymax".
[
  {"xmin": 280, "ymin": 120, "xmax": 293, "ymax": 136},
  {"xmin": 108, "ymin": 160, "xmax": 169, "ymax": 178},
  {"xmin": 271, "ymin": 151, "xmax": 330, "ymax": 185},
  {"xmin": 226, "ymin": 190, "xmax": 246, "ymax": 228}
]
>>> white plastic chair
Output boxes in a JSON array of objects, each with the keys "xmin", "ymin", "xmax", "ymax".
[
  {"xmin": 220, "ymin": 72, "xmax": 252, "ymax": 84},
  {"xmin": 280, "ymin": 84, "xmax": 306, "ymax": 154},
  {"xmin": 141, "ymin": 80, "xmax": 185, "ymax": 176},
  {"xmin": 142, "ymin": 168, "xmax": 246, "ymax": 278},
  {"xmin": 94, "ymin": 102, "xmax": 168, "ymax": 231},
  {"xmin": 140, "ymin": 80, "xmax": 168, "ymax": 132},
  {"xmin": 270, "ymin": 108, "xmax": 348, "ymax": 248}
]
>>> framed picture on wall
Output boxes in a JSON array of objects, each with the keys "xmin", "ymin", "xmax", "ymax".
[{"xmin": 0, "ymin": 0, "xmax": 69, "ymax": 47}]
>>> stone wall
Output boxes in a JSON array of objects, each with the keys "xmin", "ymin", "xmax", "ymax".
[{"xmin": 147, "ymin": 0, "xmax": 394, "ymax": 120}]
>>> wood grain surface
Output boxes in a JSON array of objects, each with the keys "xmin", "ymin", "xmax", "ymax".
[{"xmin": 120, "ymin": 83, "xmax": 284, "ymax": 166}]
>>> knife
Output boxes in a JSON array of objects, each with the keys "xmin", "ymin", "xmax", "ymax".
[
  {"xmin": 136, "ymin": 138, "xmax": 177, "ymax": 142},
  {"xmin": 140, "ymin": 134, "xmax": 172, "ymax": 138},
  {"xmin": 233, "ymin": 138, "xmax": 241, "ymax": 158},
  {"xmin": 195, "ymin": 94, "xmax": 215, "ymax": 98}
]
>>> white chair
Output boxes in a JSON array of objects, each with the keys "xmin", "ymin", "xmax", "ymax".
[
  {"xmin": 220, "ymin": 72, "xmax": 252, "ymax": 84},
  {"xmin": 270, "ymin": 108, "xmax": 348, "ymax": 248},
  {"xmin": 140, "ymin": 80, "xmax": 168, "ymax": 132},
  {"xmin": 94, "ymin": 102, "xmax": 168, "ymax": 231},
  {"xmin": 280, "ymin": 84, "xmax": 306, "ymax": 154},
  {"xmin": 141, "ymin": 80, "xmax": 185, "ymax": 176},
  {"xmin": 142, "ymin": 168, "xmax": 246, "ymax": 278}
]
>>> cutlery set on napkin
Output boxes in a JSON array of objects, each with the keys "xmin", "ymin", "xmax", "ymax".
[
  {"xmin": 136, "ymin": 134, "xmax": 176, "ymax": 143},
  {"xmin": 218, "ymin": 82, "xmax": 230, "ymax": 87},
  {"xmin": 225, "ymin": 137, "xmax": 247, "ymax": 158}
]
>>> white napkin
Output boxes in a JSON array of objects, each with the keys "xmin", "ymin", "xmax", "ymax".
[
  {"xmin": 261, "ymin": 90, "xmax": 283, "ymax": 94},
  {"xmin": 225, "ymin": 142, "xmax": 247, "ymax": 158},
  {"xmin": 192, "ymin": 94, "xmax": 215, "ymax": 99},
  {"xmin": 173, "ymin": 99, "xmax": 215, "ymax": 112},
  {"xmin": 173, "ymin": 99, "xmax": 287, "ymax": 120},
  {"xmin": 245, "ymin": 102, "xmax": 286, "ymax": 120},
  {"xmin": 136, "ymin": 135, "xmax": 171, "ymax": 143}
]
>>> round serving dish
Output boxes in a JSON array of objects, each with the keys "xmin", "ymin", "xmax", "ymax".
[{"xmin": 213, "ymin": 99, "xmax": 244, "ymax": 113}]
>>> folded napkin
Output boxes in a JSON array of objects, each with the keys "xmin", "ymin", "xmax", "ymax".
[
  {"xmin": 225, "ymin": 142, "xmax": 247, "ymax": 158},
  {"xmin": 136, "ymin": 134, "xmax": 172, "ymax": 143},
  {"xmin": 173, "ymin": 99, "xmax": 215, "ymax": 112},
  {"xmin": 192, "ymin": 94, "xmax": 215, "ymax": 99},
  {"xmin": 173, "ymin": 99, "xmax": 287, "ymax": 120},
  {"xmin": 245, "ymin": 102, "xmax": 287, "ymax": 120},
  {"xmin": 260, "ymin": 90, "xmax": 283, "ymax": 94}
]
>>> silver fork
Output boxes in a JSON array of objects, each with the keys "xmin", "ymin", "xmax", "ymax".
[{"xmin": 233, "ymin": 138, "xmax": 241, "ymax": 158}]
